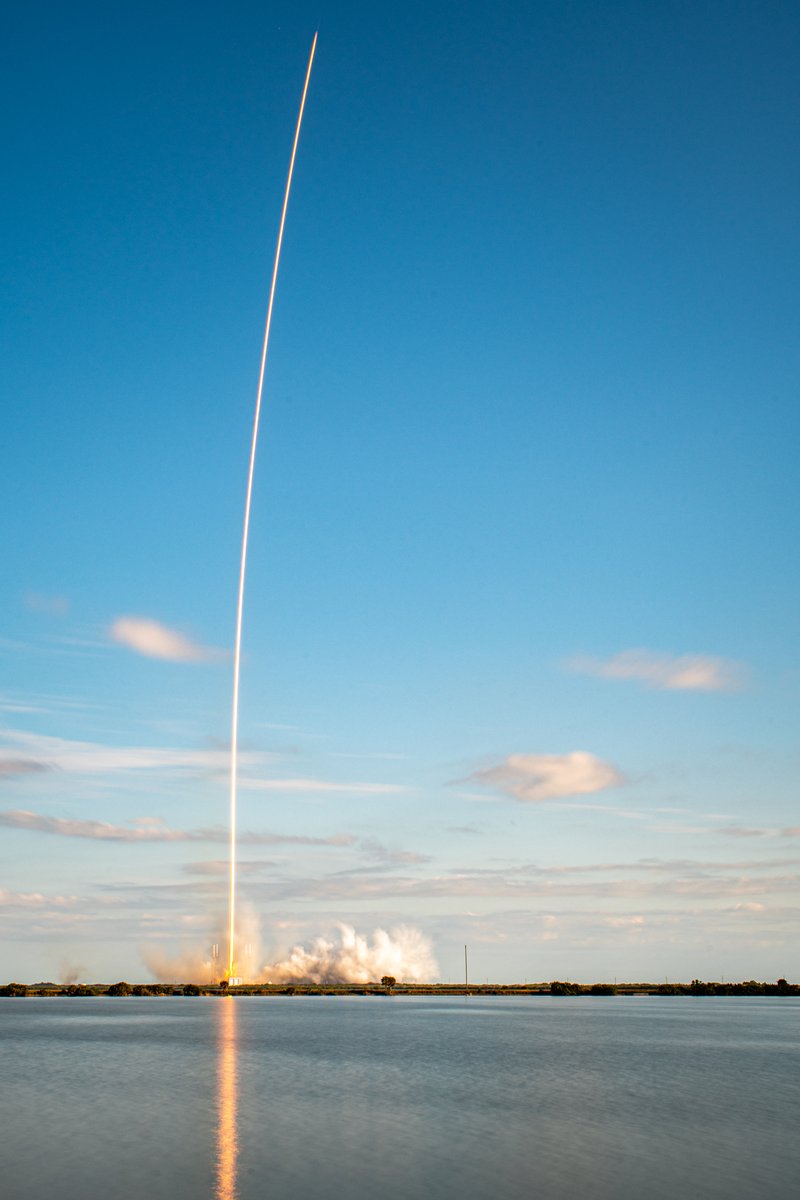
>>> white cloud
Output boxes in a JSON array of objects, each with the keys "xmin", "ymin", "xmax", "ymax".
[
  {"xmin": 469, "ymin": 751, "xmax": 624, "ymax": 803},
  {"xmin": 109, "ymin": 616, "xmax": 222, "ymax": 663},
  {"xmin": 566, "ymin": 649, "xmax": 745, "ymax": 692}
]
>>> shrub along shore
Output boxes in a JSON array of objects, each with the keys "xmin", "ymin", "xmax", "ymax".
[{"xmin": 1, "ymin": 978, "xmax": 796, "ymax": 998}]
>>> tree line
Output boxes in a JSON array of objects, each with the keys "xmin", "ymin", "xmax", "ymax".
[{"xmin": 1, "ymin": 977, "xmax": 796, "ymax": 997}]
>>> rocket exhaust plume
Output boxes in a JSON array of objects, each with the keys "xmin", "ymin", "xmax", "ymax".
[
  {"xmin": 142, "ymin": 914, "xmax": 436, "ymax": 987},
  {"xmin": 227, "ymin": 35, "xmax": 318, "ymax": 981},
  {"xmin": 260, "ymin": 923, "xmax": 438, "ymax": 985},
  {"xmin": 143, "ymin": 904, "xmax": 264, "ymax": 983}
]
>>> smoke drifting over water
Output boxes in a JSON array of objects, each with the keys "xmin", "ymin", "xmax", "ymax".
[
  {"xmin": 142, "ymin": 917, "xmax": 436, "ymax": 985},
  {"xmin": 261, "ymin": 924, "xmax": 437, "ymax": 985}
]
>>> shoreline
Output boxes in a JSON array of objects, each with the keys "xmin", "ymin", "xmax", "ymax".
[{"xmin": 3, "ymin": 979, "xmax": 796, "ymax": 998}]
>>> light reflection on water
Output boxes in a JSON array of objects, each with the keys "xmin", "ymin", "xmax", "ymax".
[{"xmin": 215, "ymin": 999, "xmax": 238, "ymax": 1200}]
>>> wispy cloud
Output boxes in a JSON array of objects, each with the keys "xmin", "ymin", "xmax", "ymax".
[
  {"xmin": 0, "ymin": 810, "xmax": 205, "ymax": 842},
  {"xmin": 0, "ymin": 636, "xmax": 34, "ymax": 652},
  {"xmin": 566, "ymin": 649, "xmax": 745, "ymax": 692},
  {"xmin": 0, "ymin": 692, "xmax": 94, "ymax": 717},
  {"xmin": 0, "ymin": 729, "xmax": 405, "ymax": 807},
  {"xmin": 0, "ymin": 697, "xmax": 46, "ymax": 715},
  {"xmin": 109, "ymin": 616, "xmax": 223, "ymax": 663},
  {"xmin": 653, "ymin": 821, "xmax": 800, "ymax": 840},
  {"xmin": 0, "ymin": 886, "xmax": 76, "ymax": 908},
  {"xmin": 240, "ymin": 829, "xmax": 357, "ymax": 848},
  {"xmin": 0, "ymin": 759, "xmax": 49, "ymax": 780},
  {"xmin": 182, "ymin": 860, "xmax": 275, "ymax": 876},
  {"xmin": 0, "ymin": 808, "xmax": 356, "ymax": 847},
  {"xmin": 24, "ymin": 592, "xmax": 69, "ymax": 616},
  {"xmin": 254, "ymin": 858, "xmax": 800, "ymax": 904},
  {"xmin": 331, "ymin": 752, "xmax": 408, "ymax": 761},
  {"xmin": 0, "ymin": 728, "xmax": 253, "ymax": 776},
  {"xmin": 240, "ymin": 776, "xmax": 406, "ymax": 795},
  {"xmin": 467, "ymin": 752, "xmax": 624, "ymax": 803},
  {"xmin": 357, "ymin": 838, "xmax": 431, "ymax": 866}
]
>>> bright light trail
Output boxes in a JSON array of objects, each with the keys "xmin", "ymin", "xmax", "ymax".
[{"xmin": 228, "ymin": 34, "xmax": 317, "ymax": 981}]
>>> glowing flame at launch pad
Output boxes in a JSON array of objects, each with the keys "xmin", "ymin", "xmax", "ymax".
[{"xmin": 227, "ymin": 34, "xmax": 318, "ymax": 982}]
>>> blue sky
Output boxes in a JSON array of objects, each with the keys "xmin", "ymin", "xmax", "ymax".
[{"xmin": 2, "ymin": 0, "xmax": 798, "ymax": 983}]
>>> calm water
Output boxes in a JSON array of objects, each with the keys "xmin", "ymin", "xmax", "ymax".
[{"xmin": 2, "ymin": 996, "xmax": 798, "ymax": 1199}]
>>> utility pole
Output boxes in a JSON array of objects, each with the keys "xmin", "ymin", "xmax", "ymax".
[{"xmin": 464, "ymin": 944, "xmax": 469, "ymax": 996}]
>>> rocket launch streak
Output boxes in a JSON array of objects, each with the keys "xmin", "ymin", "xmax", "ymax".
[{"xmin": 227, "ymin": 34, "xmax": 318, "ymax": 981}]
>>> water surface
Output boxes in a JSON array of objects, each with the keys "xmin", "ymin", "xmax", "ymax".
[{"xmin": 2, "ymin": 996, "xmax": 798, "ymax": 1199}]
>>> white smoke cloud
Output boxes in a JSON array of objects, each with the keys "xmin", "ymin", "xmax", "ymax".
[
  {"xmin": 142, "ymin": 915, "xmax": 437, "ymax": 985},
  {"xmin": 110, "ymin": 616, "xmax": 223, "ymax": 663},
  {"xmin": 566, "ymin": 649, "xmax": 745, "ymax": 692},
  {"xmin": 261, "ymin": 923, "xmax": 437, "ymax": 984},
  {"xmin": 469, "ymin": 751, "xmax": 623, "ymax": 803}
]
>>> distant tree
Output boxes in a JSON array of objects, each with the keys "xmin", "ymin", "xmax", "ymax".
[
  {"xmin": 218, "ymin": 979, "xmax": 229, "ymax": 992},
  {"xmin": 183, "ymin": 983, "xmax": 201, "ymax": 996},
  {"xmin": 381, "ymin": 975, "xmax": 397, "ymax": 988},
  {"xmin": 107, "ymin": 981, "xmax": 132, "ymax": 996},
  {"xmin": 777, "ymin": 978, "xmax": 790, "ymax": 993},
  {"xmin": 0, "ymin": 982, "xmax": 28, "ymax": 997},
  {"xmin": 590, "ymin": 984, "xmax": 616, "ymax": 995},
  {"xmin": 132, "ymin": 985, "xmax": 152, "ymax": 996},
  {"xmin": 550, "ymin": 981, "xmax": 581, "ymax": 995}
]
